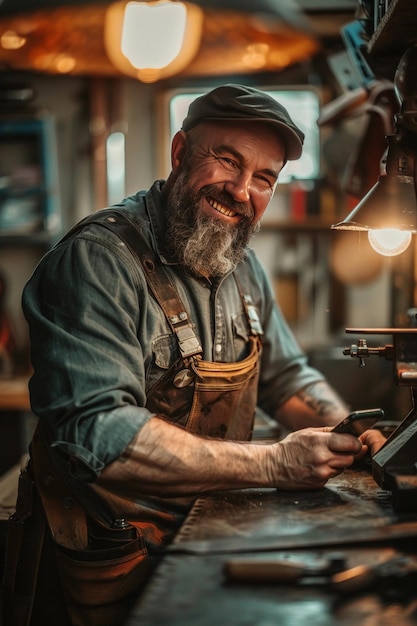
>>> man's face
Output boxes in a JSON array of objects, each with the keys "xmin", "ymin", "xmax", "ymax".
[{"xmin": 166, "ymin": 121, "xmax": 286, "ymax": 277}]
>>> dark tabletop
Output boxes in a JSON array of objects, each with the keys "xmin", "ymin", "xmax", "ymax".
[{"xmin": 127, "ymin": 466, "xmax": 417, "ymax": 625}]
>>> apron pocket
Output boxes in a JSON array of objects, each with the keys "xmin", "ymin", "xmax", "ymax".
[{"xmin": 54, "ymin": 533, "xmax": 149, "ymax": 626}]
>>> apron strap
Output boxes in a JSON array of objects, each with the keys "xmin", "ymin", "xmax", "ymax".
[
  {"xmin": 75, "ymin": 211, "xmax": 204, "ymax": 365},
  {"xmin": 98, "ymin": 210, "xmax": 264, "ymax": 341},
  {"xmin": 235, "ymin": 281, "xmax": 264, "ymax": 337},
  {"xmin": 60, "ymin": 209, "xmax": 263, "ymax": 356}
]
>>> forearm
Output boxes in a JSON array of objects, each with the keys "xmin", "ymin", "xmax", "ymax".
[
  {"xmin": 97, "ymin": 416, "xmax": 276, "ymax": 497},
  {"xmin": 275, "ymin": 381, "xmax": 349, "ymax": 431},
  {"xmin": 97, "ymin": 412, "xmax": 362, "ymax": 499}
]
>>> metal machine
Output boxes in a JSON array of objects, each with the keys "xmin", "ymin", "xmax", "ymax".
[{"xmin": 344, "ymin": 327, "xmax": 417, "ymax": 512}]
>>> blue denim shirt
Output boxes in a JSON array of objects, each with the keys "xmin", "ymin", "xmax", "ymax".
[{"xmin": 22, "ymin": 180, "xmax": 324, "ymax": 480}]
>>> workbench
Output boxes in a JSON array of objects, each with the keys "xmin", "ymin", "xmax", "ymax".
[{"xmin": 127, "ymin": 466, "xmax": 417, "ymax": 625}]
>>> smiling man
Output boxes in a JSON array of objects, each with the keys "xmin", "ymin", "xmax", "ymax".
[
  {"xmin": 3, "ymin": 85, "xmax": 363, "ymax": 626},
  {"xmin": 165, "ymin": 120, "xmax": 284, "ymax": 277}
]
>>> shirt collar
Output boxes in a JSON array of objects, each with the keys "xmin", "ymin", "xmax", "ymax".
[{"xmin": 144, "ymin": 179, "xmax": 176, "ymax": 265}]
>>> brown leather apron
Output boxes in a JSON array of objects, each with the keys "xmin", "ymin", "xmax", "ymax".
[{"xmin": 147, "ymin": 334, "xmax": 261, "ymax": 440}]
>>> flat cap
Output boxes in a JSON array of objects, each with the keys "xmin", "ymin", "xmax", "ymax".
[{"xmin": 181, "ymin": 84, "xmax": 304, "ymax": 161}]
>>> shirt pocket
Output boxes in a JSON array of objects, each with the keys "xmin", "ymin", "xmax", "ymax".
[
  {"xmin": 146, "ymin": 333, "xmax": 178, "ymax": 391},
  {"xmin": 146, "ymin": 332, "xmax": 194, "ymax": 425},
  {"xmin": 232, "ymin": 312, "xmax": 250, "ymax": 359}
]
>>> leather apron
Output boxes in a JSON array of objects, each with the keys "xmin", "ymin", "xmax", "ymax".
[{"xmin": 145, "ymin": 312, "xmax": 262, "ymax": 442}]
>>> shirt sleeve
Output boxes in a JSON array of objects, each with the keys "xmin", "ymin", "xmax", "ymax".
[{"xmin": 22, "ymin": 228, "xmax": 154, "ymax": 479}]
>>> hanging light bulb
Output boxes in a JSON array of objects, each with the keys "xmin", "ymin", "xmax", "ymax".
[
  {"xmin": 105, "ymin": 1, "xmax": 203, "ymax": 83},
  {"xmin": 332, "ymin": 154, "xmax": 417, "ymax": 257},
  {"xmin": 368, "ymin": 228, "xmax": 412, "ymax": 256},
  {"xmin": 121, "ymin": 2, "xmax": 186, "ymax": 69},
  {"xmin": 331, "ymin": 46, "xmax": 417, "ymax": 257}
]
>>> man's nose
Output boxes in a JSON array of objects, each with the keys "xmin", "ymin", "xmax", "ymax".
[{"xmin": 224, "ymin": 170, "xmax": 251, "ymax": 202}]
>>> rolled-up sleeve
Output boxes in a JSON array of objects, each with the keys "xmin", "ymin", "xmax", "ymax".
[{"xmin": 22, "ymin": 229, "xmax": 154, "ymax": 478}]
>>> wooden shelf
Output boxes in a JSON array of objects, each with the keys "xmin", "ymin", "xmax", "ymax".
[
  {"xmin": 0, "ymin": 230, "xmax": 57, "ymax": 248},
  {"xmin": 0, "ymin": 376, "xmax": 30, "ymax": 411},
  {"xmin": 261, "ymin": 217, "xmax": 337, "ymax": 232}
]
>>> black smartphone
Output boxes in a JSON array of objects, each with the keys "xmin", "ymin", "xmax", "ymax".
[{"xmin": 331, "ymin": 408, "xmax": 384, "ymax": 436}]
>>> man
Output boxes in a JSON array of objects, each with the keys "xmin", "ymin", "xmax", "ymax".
[{"xmin": 3, "ymin": 85, "xmax": 364, "ymax": 625}]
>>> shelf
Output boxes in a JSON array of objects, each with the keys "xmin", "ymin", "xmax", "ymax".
[
  {"xmin": 0, "ymin": 376, "xmax": 30, "ymax": 412},
  {"xmin": 0, "ymin": 114, "xmax": 61, "ymax": 393},
  {"xmin": 0, "ymin": 115, "xmax": 61, "ymax": 239},
  {"xmin": 260, "ymin": 217, "xmax": 337, "ymax": 232},
  {"xmin": 0, "ymin": 230, "xmax": 57, "ymax": 247}
]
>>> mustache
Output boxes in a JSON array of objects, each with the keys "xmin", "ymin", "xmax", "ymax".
[{"xmin": 198, "ymin": 185, "xmax": 254, "ymax": 220}]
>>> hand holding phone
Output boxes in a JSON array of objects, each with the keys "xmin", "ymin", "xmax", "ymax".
[{"xmin": 331, "ymin": 408, "xmax": 384, "ymax": 436}]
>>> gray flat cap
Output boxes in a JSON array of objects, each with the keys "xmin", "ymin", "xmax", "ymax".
[{"xmin": 181, "ymin": 84, "xmax": 304, "ymax": 160}]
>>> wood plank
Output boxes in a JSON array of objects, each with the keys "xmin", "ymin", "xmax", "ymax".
[{"xmin": 0, "ymin": 376, "xmax": 30, "ymax": 411}]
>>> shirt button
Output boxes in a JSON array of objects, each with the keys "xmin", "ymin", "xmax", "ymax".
[{"xmin": 215, "ymin": 344, "xmax": 222, "ymax": 354}]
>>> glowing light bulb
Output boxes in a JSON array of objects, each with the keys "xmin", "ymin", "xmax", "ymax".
[
  {"xmin": 105, "ymin": 0, "xmax": 203, "ymax": 82},
  {"xmin": 368, "ymin": 228, "xmax": 412, "ymax": 256},
  {"xmin": 121, "ymin": 2, "xmax": 187, "ymax": 69}
]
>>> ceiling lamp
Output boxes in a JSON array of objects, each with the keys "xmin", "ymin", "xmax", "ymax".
[
  {"xmin": 104, "ymin": 0, "xmax": 203, "ymax": 83},
  {"xmin": 332, "ymin": 46, "xmax": 417, "ymax": 257},
  {"xmin": 0, "ymin": 30, "xmax": 26, "ymax": 50}
]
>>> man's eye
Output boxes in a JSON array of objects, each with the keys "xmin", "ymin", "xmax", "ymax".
[
  {"xmin": 219, "ymin": 157, "xmax": 237, "ymax": 169},
  {"xmin": 254, "ymin": 174, "xmax": 274, "ymax": 188}
]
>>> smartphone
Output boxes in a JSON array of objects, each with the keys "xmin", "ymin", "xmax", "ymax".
[{"xmin": 331, "ymin": 408, "xmax": 384, "ymax": 436}]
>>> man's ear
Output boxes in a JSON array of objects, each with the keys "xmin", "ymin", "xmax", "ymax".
[{"xmin": 171, "ymin": 130, "xmax": 187, "ymax": 169}]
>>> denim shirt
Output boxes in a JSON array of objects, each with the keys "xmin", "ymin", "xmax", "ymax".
[{"xmin": 22, "ymin": 180, "xmax": 324, "ymax": 480}]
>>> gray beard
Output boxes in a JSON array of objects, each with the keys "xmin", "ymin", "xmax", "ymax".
[{"xmin": 165, "ymin": 172, "xmax": 258, "ymax": 278}]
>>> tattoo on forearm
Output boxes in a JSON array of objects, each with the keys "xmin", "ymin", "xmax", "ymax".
[{"xmin": 297, "ymin": 382, "xmax": 345, "ymax": 416}]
